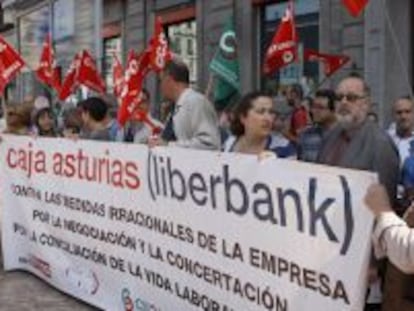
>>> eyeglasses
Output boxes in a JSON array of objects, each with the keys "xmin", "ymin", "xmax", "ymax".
[{"xmin": 335, "ymin": 93, "xmax": 366, "ymax": 103}]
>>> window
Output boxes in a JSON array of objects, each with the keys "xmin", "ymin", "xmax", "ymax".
[
  {"xmin": 187, "ymin": 38, "xmax": 194, "ymax": 55},
  {"xmin": 166, "ymin": 20, "xmax": 197, "ymax": 84},
  {"xmin": 261, "ymin": 0, "xmax": 320, "ymax": 95},
  {"xmin": 103, "ymin": 36, "xmax": 122, "ymax": 94},
  {"xmin": 20, "ymin": 5, "xmax": 51, "ymax": 69},
  {"xmin": 19, "ymin": 4, "xmax": 51, "ymax": 99},
  {"xmin": 53, "ymin": 0, "xmax": 75, "ymax": 42},
  {"xmin": 172, "ymin": 37, "xmax": 181, "ymax": 54}
]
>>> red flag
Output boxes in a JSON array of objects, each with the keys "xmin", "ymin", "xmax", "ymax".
[
  {"xmin": 113, "ymin": 49, "xmax": 137, "ymax": 98},
  {"xmin": 117, "ymin": 51, "xmax": 151, "ymax": 126},
  {"xmin": 342, "ymin": 0, "xmax": 369, "ymax": 17},
  {"xmin": 304, "ymin": 49, "xmax": 350, "ymax": 77},
  {"xmin": 263, "ymin": 2, "xmax": 298, "ymax": 75},
  {"xmin": 77, "ymin": 50, "xmax": 106, "ymax": 94},
  {"xmin": 112, "ymin": 54, "xmax": 124, "ymax": 97},
  {"xmin": 127, "ymin": 49, "xmax": 136, "ymax": 63},
  {"xmin": 36, "ymin": 34, "xmax": 53, "ymax": 86},
  {"xmin": 51, "ymin": 66, "xmax": 62, "ymax": 92},
  {"xmin": 0, "ymin": 36, "xmax": 25, "ymax": 94},
  {"xmin": 35, "ymin": 34, "xmax": 61, "ymax": 92},
  {"xmin": 58, "ymin": 52, "xmax": 81, "ymax": 100},
  {"xmin": 131, "ymin": 109, "xmax": 163, "ymax": 135},
  {"xmin": 148, "ymin": 17, "xmax": 172, "ymax": 72}
]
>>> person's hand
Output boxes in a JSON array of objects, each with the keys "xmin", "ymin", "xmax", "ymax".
[
  {"xmin": 403, "ymin": 202, "xmax": 414, "ymax": 223},
  {"xmin": 258, "ymin": 151, "xmax": 277, "ymax": 162},
  {"xmin": 30, "ymin": 132, "xmax": 38, "ymax": 139},
  {"xmin": 364, "ymin": 184, "xmax": 393, "ymax": 217},
  {"xmin": 148, "ymin": 135, "xmax": 167, "ymax": 148},
  {"xmin": 367, "ymin": 266, "xmax": 379, "ymax": 285}
]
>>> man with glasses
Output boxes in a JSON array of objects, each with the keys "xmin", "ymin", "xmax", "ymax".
[
  {"xmin": 317, "ymin": 75, "xmax": 399, "ymax": 311},
  {"xmin": 317, "ymin": 75, "xmax": 399, "ymax": 201},
  {"xmin": 297, "ymin": 89, "xmax": 337, "ymax": 162}
]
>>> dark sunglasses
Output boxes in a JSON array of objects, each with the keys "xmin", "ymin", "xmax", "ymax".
[{"xmin": 335, "ymin": 93, "xmax": 366, "ymax": 103}]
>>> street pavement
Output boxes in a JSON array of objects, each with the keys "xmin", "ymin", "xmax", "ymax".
[{"xmin": 0, "ymin": 249, "xmax": 99, "ymax": 311}]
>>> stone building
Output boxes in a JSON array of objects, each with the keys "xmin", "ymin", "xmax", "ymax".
[{"xmin": 0, "ymin": 0, "xmax": 412, "ymax": 124}]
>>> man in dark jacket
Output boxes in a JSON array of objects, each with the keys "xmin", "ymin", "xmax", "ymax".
[
  {"xmin": 318, "ymin": 75, "xmax": 399, "ymax": 202},
  {"xmin": 78, "ymin": 97, "xmax": 112, "ymax": 141},
  {"xmin": 317, "ymin": 75, "xmax": 400, "ymax": 311}
]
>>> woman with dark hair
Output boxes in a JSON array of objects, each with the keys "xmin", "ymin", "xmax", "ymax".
[
  {"xmin": 224, "ymin": 91, "xmax": 287, "ymax": 156},
  {"xmin": 34, "ymin": 107, "xmax": 56, "ymax": 137}
]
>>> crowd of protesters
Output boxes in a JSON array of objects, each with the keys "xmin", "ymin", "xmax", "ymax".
[{"xmin": 2, "ymin": 57, "xmax": 414, "ymax": 311}]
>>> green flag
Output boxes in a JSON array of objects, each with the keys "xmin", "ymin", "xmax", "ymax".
[{"xmin": 209, "ymin": 16, "xmax": 240, "ymax": 110}]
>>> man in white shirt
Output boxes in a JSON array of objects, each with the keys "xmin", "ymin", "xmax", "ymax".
[
  {"xmin": 388, "ymin": 96, "xmax": 414, "ymax": 166},
  {"xmin": 388, "ymin": 97, "xmax": 414, "ymax": 218},
  {"xmin": 365, "ymin": 183, "xmax": 414, "ymax": 274},
  {"xmin": 149, "ymin": 58, "xmax": 220, "ymax": 150}
]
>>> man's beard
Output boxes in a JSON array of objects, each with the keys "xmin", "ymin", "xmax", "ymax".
[{"xmin": 336, "ymin": 113, "xmax": 355, "ymax": 130}]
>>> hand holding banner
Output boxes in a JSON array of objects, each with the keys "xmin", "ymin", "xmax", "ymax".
[{"xmin": 131, "ymin": 108, "xmax": 163, "ymax": 135}]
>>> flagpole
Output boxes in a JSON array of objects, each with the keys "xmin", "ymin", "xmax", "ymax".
[
  {"xmin": 1, "ymin": 94, "xmax": 6, "ymax": 127},
  {"xmin": 381, "ymin": 0, "xmax": 414, "ymax": 99},
  {"xmin": 290, "ymin": 0, "xmax": 301, "ymax": 85},
  {"xmin": 205, "ymin": 40, "xmax": 220, "ymax": 99},
  {"xmin": 305, "ymin": 57, "xmax": 350, "ymax": 96},
  {"xmin": 206, "ymin": 0, "xmax": 237, "ymax": 103},
  {"xmin": 307, "ymin": 75, "xmax": 331, "ymax": 97}
]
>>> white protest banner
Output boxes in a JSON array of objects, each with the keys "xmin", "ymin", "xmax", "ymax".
[{"xmin": 0, "ymin": 135, "xmax": 375, "ymax": 311}]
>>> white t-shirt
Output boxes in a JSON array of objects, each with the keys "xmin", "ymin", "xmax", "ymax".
[{"xmin": 388, "ymin": 127, "xmax": 414, "ymax": 167}]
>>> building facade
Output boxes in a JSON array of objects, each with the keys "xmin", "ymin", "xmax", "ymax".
[
  {"xmin": 1, "ymin": 0, "xmax": 412, "ymax": 124},
  {"xmin": 1, "ymin": 0, "xmax": 101, "ymax": 103}
]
